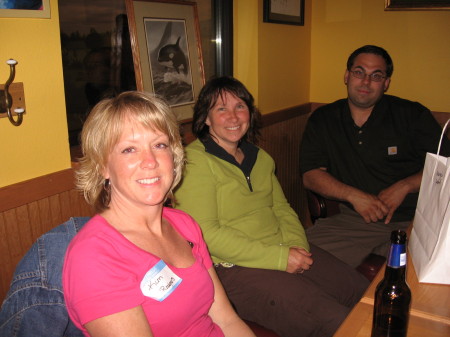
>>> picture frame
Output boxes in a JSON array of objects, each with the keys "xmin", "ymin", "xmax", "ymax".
[
  {"xmin": 385, "ymin": 0, "xmax": 450, "ymax": 10},
  {"xmin": 0, "ymin": 0, "xmax": 50, "ymax": 18},
  {"xmin": 125, "ymin": 0, "xmax": 205, "ymax": 121},
  {"xmin": 263, "ymin": 0, "xmax": 305, "ymax": 26}
]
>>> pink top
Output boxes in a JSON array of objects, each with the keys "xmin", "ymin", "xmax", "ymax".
[{"xmin": 63, "ymin": 208, "xmax": 224, "ymax": 337}]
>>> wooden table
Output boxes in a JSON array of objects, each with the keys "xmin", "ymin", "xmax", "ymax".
[{"xmin": 334, "ymin": 252, "xmax": 450, "ymax": 336}]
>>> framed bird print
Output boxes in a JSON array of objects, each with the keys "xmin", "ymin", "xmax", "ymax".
[{"xmin": 125, "ymin": 0, "xmax": 205, "ymax": 121}]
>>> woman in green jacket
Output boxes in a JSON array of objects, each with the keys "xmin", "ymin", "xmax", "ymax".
[{"xmin": 174, "ymin": 77, "xmax": 369, "ymax": 337}]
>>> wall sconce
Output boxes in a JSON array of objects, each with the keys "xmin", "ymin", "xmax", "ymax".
[{"xmin": 0, "ymin": 59, "xmax": 26, "ymax": 126}]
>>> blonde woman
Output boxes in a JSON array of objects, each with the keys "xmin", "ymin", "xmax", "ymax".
[{"xmin": 63, "ymin": 91, "xmax": 255, "ymax": 337}]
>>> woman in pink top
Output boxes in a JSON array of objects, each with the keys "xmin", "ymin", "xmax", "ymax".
[{"xmin": 63, "ymin": 91, "xmax": 255, "ymax": 337}]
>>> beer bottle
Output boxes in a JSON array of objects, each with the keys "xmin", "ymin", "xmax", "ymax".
[{"xmin": 371, "ymin": 230, "xmax": 411, "ymax": 337}]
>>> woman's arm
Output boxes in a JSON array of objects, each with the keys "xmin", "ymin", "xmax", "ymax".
[
  {"xmin": 85, "ymin": 306, "xmax": 153, "ymax": 337},
  {"xmin": 207, "ymin": 268, "xmax": 256, "ymax": 337},
  {"xmin": 271, "ymin": 169, "xmax": 309, "ymax": 250}
]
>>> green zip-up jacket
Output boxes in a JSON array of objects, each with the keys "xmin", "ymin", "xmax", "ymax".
[{"xmin": 174, "ymin": 138, "xmax": 309, "ymax": 271}]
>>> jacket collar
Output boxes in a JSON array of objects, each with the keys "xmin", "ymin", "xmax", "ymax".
[{"xmin": 200, "ymin": 136, "xmax": 259, "ymax": 176}]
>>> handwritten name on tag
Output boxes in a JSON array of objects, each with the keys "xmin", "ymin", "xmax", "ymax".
[{"xmin": 140, "ymin": 260, "xmax": 182, "ymax": 301}]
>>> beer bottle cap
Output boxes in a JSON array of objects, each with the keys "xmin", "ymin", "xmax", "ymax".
[{"xmin": 390, "ymin": 230, "xmax": 407, "ymax": 245}]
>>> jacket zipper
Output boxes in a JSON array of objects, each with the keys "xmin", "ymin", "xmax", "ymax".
[{"xmin": 245, "ymin": 175, "xmax": 253, "ymax": 192}]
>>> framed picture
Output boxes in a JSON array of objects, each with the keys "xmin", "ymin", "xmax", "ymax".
[
  {"xmin": 263, "ymin": 0, "xmax": 305, "ymax": 26},
  {"xmin": 125, "ymin": 0, "xmax": 205, "ymax": 121},
  {"xmin": 385, "ymin": 0, "xmax": 450, "ymax": 10},
  {"xmin": 0, "ymin": 0, "xmax": 50, "ymax": 18}
]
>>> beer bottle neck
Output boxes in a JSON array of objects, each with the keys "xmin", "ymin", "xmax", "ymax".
[
  {"xmin": 384, "ymin": 264, "xmax": 407, "ymax": 282},
  {"xmin": 385, "ymin": 242, "xmax": 407, "ymax": 281}
]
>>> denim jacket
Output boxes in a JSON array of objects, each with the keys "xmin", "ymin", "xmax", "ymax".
[{"xmin": 0, "ymin": 217, "xmax": 89, "ymax": 337}]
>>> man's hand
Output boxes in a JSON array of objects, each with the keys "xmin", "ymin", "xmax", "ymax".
[
  {"xmin": 378, "ymin": 181, "xmax": 411, "ymax": 224},
  {"xmin": 303, "ymin": 168, "xmax": 423, "ymax": 225},
  {"xmin": 286, "ymin": 247, "xmax": 313, "ymax": 274},
  {"xmin": 303, "ymin": 168, "xmax": 389, "ymax": 223},
  {"xmin": 378, "ymin": 172, "xmax": 423, "ymax": 224},
  {"xmin": 348, "ymin": 191, "xmax": 389, "ymax": 223}
]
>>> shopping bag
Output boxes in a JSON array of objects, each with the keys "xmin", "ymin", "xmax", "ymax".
[{"xmin": 409, "ymin": 119, "xmax": 450, "ymax": 285}]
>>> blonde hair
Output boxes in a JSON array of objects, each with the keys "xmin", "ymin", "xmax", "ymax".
[{"xmin": 76, "ymin": 91, "xmax": 185, "ymax": 212}]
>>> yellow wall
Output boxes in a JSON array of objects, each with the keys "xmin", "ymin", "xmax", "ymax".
[
  {"xmin": 233, "ymin": 1, "xmax": 259, "ymax": 101},
  {"xmin": 234, "ymin": 0, "xmax": 312, "ymax": 114},
  {"xmin": 310, "ymin": 0, "xmax": 450, "ymax": 112},
  {"xmin": 0, "ymin": 0, "xmax": 70, "ymax": 187}
]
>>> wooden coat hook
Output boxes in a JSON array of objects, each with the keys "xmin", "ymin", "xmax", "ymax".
[{"xmin": 1, "ymin": 59, "xmax": 26, "ymax": 126}]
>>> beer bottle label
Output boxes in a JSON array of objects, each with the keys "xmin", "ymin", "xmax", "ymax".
[{"xmin": 387, "ymin": 243, "xmax": 406, "ymax": 268}]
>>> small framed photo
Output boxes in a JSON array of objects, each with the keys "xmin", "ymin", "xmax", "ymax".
[
  {"xmin": 125, "ymin": 0, "xmax": 205, "ymax": 121},
  {"xmin": 263, "ymin": 0, "xmax": 305, "ymax": 26},
  {"xmin": 385, "ymin": 0, "xmax": 450, "ymax": 10},
  {"xmin": 0, "ymin": 0, "xmax": 50, "ymax": 18}
]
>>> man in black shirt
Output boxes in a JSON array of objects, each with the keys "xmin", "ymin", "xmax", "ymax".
[{"xmin": 300, "ymin": 45, "xmax": 449, "ymax": 268}]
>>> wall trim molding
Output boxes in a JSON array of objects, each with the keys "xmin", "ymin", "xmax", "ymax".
[
  {"xmin": 0, "ymin": 169, "xmax": 76, "ymax": 213},
  {"xmin": 261, "ymin": 102, "xmax": 312, "ymax": 127}
]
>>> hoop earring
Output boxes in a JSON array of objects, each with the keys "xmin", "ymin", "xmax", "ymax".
[
  {"xmin": 104, "ymin": 179, "xmax": 111, "ymax": 192},
  {"xmin": 102, "ymin": 179, "xmax": 111, "ymax": 206}
]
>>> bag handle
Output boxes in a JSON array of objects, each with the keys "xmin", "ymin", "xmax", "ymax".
[
  {"xmin": 437, "ymin": 118, "xmax": 450, "ymax": 156},
  {"xmin": 429, "ymin": 118, "xmax": 450, "ymax": 183}
]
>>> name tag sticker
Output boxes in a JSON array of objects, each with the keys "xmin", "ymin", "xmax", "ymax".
[
  {"xmin": 140, "ymin": 260, "xmax": 182, "ymax": 301},
  {"xmin": 387, "ymin": 146, "xmax": 397, "ymax": 155}
]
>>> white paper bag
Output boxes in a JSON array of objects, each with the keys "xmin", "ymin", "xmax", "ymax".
[{"xmin": 409, "ymin": 119, "xmax": 450, "ymax": 284}]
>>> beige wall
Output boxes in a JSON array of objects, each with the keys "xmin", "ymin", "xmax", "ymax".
[
  {"xmin": 0, "ymin": 0, "xmax": 70, "ymax": 187},
  {"xmin": 310, "ymin": 0, "xmax": 450, "ymax": 112}
]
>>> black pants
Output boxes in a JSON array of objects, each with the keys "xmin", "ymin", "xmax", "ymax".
[{"xmin": 215, "ymin": 244, "xmax": 369, "ymax": 337}]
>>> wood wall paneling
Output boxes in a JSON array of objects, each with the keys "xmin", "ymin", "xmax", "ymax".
[
  {"xmin": 259, "ymin": 105, "xmax": 313, "ymax": 228},
  {"xmin": 0, "ymin": 172, "xmax": 95, "ymax": 302}
]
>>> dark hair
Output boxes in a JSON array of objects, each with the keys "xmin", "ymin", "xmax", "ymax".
[
  {"xmin": 347, "ymin": 45, "xmax": 394, "ymax": 78},
  {"xmin": 192, "ymin": 76, "xmax": 261, "ymax": 144}
]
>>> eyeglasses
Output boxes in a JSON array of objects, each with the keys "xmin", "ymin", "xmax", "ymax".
[{"xmin": 350, "ymin": 70, "xmax": 386, "ymax": 82}]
